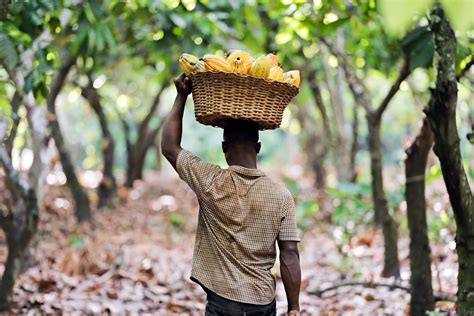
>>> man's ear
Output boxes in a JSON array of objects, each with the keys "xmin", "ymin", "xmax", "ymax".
[
  {"xmin": 256, "ymin": 142, "xmax": 261, "ymax": 154},
  {"xmin": 222, "ymin": 141, "xmax": 228, "ymax": 154}
]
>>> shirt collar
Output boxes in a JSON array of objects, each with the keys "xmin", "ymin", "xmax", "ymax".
[{"xmin": 228, "ymin": 165, "xmax": 265, "ymax": 177}]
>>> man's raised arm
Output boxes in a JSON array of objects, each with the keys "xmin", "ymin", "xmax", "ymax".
[
  {"xmin": 278, "ymin": 240, "xmax": 301, "ymax": 315},
  {"xmin": 161, "ymin": 74, "xmax": 192, "ymax": 169}
]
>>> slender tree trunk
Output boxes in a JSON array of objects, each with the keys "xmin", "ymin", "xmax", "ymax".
[
  {"xmin": 119, "ymin": 115, "xmax": 135, "ymax": 188},
  {"xmin": 80, "ymin": 80, "xmax": 116, "ymax": 208},
  {"xmin": 0, "ymin": 146, "xmax": 39, "ymax": 310},
  {"xmin": 349, "ymin": 103, "xmax": 359, "ymax": 182},
  {"xmin": 0, "ymin": 244, "xmax": 20, "ymax": 310},
  {"xmin": 125, "ymin": 83, "xmax": 168, "ymax": 187},
  {"xmin": 367, "ymin": 113, "xmax": 400, "ymax": 277},
  {"xmin": 306, "ymin": 70, "xmax": 332, "ymax": 189},
  {"xmin": 307, "ymin": 135, "xmax": 327, "ymax": 190},
  {"xmin": 5, "ymin": 91, "xmax": 22, "ymax": 157},
  {"xmin": 321, "ymin": 38, "xmax": 354, "ymax": 181},
  {"xmin": 425, "ymin": 6, "xmax": 474, "ymax": 314},
  {"xmin": 295, "ymin": 104, "xmax": 327, "ymax": 190},
  {"xmin": 47, "ymin": 57, "xmax": 91, "ymax": 222},
  {"xmin": 405, "ymin": 118, "xmax": 435, "ymax": 315}
]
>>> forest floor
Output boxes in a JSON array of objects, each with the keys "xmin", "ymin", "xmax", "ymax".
[{"xmin": 3, "ymin": 171, "xmax": 458, "ymax": 315}]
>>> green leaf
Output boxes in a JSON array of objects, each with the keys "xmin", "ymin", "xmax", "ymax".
[
  {"xmin": 95, "ymin": 25, "xmax": 105, "ymax": 51},
  {"xmin": 49, "ymin": 16, "xmax": 60, "ymax": 35},
  {"xmin": 0, "ymin": 33, "xmax": 18, "ymax": 70},
  {"xmin": 378, "ymin": 0, "xmax": 434, "ymax": 35},
  {"xmin": 401, "ymin": 26, "xmax": 429, "ymax": 54},
  {"xmin": 103, "ymin": 25, "xmax": 116, "ymax": 47},
  {"xmin": 84, "ymin": 3, "xmax": 97, "ymax": 24},
  {"xmin": 409, "ymin": 39, "xmax": 434, "ymax": 70},
  {"xmin": 87, "ymin": 30, "xmax": 96, "ymax": 55},
  {"xmin": 72, "ymin": 27, "xmax": 89, "ymax": 56},
  {"xmin": 440, "ymin": 0, "xmax": 474, "ymax": 32},
  {"xmin": 401, "ymin": 26, "xmax": 434, "ymax": 70},
  {"xmin": 111, "ymin": 2, "xmax": 126, "ymax": 15},
  {"xmin": 67, "ymin": 235, "xmax": 84, "ymax": 249},
  {"xmin": 307, "ymin": 16, "xmax": 351, "ymax": 38}
]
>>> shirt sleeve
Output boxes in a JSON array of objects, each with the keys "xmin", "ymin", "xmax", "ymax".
[
  {"xmin": 277, "ymin": 191, "xmax": 300, "ymax": 242},
  {"xmin": 176, "ymin": 149, "xmax": 222, "ymax": 194}
]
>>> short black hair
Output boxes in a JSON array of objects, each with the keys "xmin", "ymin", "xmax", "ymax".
[{"xmin": 223, "ymin": 119, "xmax": 259, "ymax": 143}]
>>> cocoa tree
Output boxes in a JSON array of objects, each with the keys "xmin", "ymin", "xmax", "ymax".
[
  {"xmin": 405, "ymin": 118, "xmax": 435, "ymax": 315},
  {"xmin": 78, "ymin": 75, "xmax": 117, "ymax": 208},
  {"xmin": 424, "ymin": 5, "xmax": 474, "ymax": 314},
  {"xmin": 47, "ymin": 56, "xmax": 92, "ymax": 222},
  {"xmin": 322, "ymin": 38, "xmax": 410, "ymax": 277}
]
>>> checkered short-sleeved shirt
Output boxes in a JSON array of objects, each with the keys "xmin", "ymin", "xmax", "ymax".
[{"xmin": 176, "ymin": 150, "xmax": 300, "ymax": 305}]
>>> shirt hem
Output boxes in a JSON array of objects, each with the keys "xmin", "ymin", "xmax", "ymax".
[{"xmin": 190, "ymin": 275, "xmax": 276, "ymax": 305}]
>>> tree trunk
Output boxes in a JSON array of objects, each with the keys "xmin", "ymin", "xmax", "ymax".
[
  {"xmin": 321, "ymin": 39, "xmax": 354, "ymax": 181},
  {"xmin": 125, "ymin": 84, "xmax": 168, "ymax": 187},
  {"xmin": 5, "ymin": 91, "xmax": 22, "ymax": 157},
  {"xmin": 367, "ymin": 113, "xmax": 400, "ymax": 277},
  {"xmin": 405, "ymin": 118, "xmax": 435, "ymax": 315},
  {"xmin": 425, "ymin": 5, "xmax": 474, "ymax": 314},
  {"xmin": 306, "ymin": 70, "xmax": 332, "ymax": 189},
  {"xmin": 295, "ymin": 104, "xmax": 327, "ymax": 190},
  {"xmin": 349, "ymin": 103, "xmax": 359, "ymax": 182},
  {"xmin": 0, "ymin": 146, "xmax": 39, "ymax": 310},
  {"xmin": 81, "ymin": 80, "xmax": 116, "ymax": 208},
  {"xmin": 47, "ymin": 57, "xmax": 91, "ymax": 222}
]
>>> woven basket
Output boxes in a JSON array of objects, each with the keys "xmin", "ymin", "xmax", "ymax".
[{"xmin": 189, "ymin": 71, "xmax": 299, "ymax": 130}]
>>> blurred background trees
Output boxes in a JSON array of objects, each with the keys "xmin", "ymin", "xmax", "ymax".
[{"xmin": 0, "ymin": 0, "xmax": 473, "ymax": 314}]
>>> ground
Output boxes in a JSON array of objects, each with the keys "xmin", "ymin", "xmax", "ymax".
[{"xmin": 3, "ymin": 172, "xmax": 458, "ymax": 315}]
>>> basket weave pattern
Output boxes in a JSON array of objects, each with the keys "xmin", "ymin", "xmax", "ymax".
[{"xmin": 189, "ymin": 71, "xmax": 299, "ymax": 130}]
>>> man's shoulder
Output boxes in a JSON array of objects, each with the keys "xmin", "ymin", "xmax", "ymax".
[{"xmin": 259, "ymin": 175, "xmax": 293, "ymax": 200}]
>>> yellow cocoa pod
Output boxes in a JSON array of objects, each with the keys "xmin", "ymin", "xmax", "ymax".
[
  {"xmin": 227, "ymin": 50, "xmax": 254, "ymax": 74},
  {"xmin": 201, "ymin": 54, "xmax": 232, "ymax": 72},
  {"xmin": 179, "ymin": 53, "xmax": 205, "ymax": 74},
  {"xmin": 249, "ymin": 55, "xmax": 271, "ymax": 78},
  {"xmin": 268, "ymin": 66, "xmax": 285, "ymax": 82},
  {"xmin": 283, "ymin": 70, "xmax": 301, "ymax": 87},
  {"xmin": 266, "ymin": 53, "xmax": 279, "ymax": 68}
]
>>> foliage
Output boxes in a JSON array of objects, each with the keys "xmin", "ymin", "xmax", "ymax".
[
  {"xmin": 378, "ymin": 0, "xmax": 474, "ymax": 35},
  {"xmin": 327, "ymin": 182, "xmax": 372, "ymax": 240}
]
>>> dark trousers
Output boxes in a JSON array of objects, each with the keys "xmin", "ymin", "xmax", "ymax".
[{"xmin": 205, "ymin": 291, "xmax": 276, "ymax": 316}]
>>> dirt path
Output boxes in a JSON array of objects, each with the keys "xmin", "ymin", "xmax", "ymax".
[{"xmin": 7, "ymin": 174, "xmax": 457, "ymax": 315}]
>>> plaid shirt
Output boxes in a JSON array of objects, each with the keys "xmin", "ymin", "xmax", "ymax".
[{"xmin": 176, "ymin": 150, "xmax": 300, "ymax": 305}]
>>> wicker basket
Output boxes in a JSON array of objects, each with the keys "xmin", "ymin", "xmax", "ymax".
[{"xmin": 189, "ymin": 71, "xmax": 299, "ymax": 130}]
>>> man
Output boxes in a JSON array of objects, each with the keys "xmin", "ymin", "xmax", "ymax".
[{"xmin": 161, "ymin": 74, "xmax": 301, "ymax": 316}]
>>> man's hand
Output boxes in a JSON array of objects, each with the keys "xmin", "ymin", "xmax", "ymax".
[{"xmin": 174, "ymin": 73, "xmax": 192, "ymax": 96}]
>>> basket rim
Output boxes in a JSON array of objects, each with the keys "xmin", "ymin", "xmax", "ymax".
[{"xmin": 189, "ymin": 70, "xmax": 300, "ymax": 93}]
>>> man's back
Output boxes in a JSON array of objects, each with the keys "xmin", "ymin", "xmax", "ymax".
[
  {"xmin": 161, "ymin": 77, "xmax": 301, "ymax": 314},
  {"xmin": 177, "ymin": 150, "xmax": 299, "ymax": 305}
]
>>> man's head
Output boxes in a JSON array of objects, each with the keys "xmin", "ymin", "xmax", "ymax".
[{"xmin": 222, "ymin": 120, "xmax": 261, "ymax": 166}]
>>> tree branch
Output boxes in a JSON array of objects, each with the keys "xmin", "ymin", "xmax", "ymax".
[
  {"xmin": 308, "ymin": 281, "xmax": 455, "ymax": 302},
  {"xmin": 0, "ymin": 207, "xmax": 12, "ymax": 232},
  {"xmin": 5, "ymin": 91, "xmax": 22, "ymax": 155},
  {"xmin": 456, "ymin": 55, "xmax": 474, "ymax": 81},
  {"xmin": 375, "ymin": 55, "xmax": 411, "ymax": 118},
  {"xmin": 46, "ymin": 55, "xmax": 76, "ymax": 115},
  {"xmin": 135, "ymin": 81, "xmax": 169, "ymax": 148},
  {"xmin": 0, "ymin": 145, "xmax": 29, "ymax": 203},
  {"xmin": 320, "ymin": 37, "xmax": 373, "ymax": 112},
  {"xmin": 306, "ymin": 67, "xmax": 334, "ymax": 149}
]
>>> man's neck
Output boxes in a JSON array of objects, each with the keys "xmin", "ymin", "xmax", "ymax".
[{"xmin": 227, "ymin": 156, "xmax": 257, "ymax": 169}]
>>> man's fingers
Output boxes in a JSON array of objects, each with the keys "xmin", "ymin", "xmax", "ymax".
[{"xmin": 174, "ymin": 73, "xmax": 186, "ymax": 84}]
